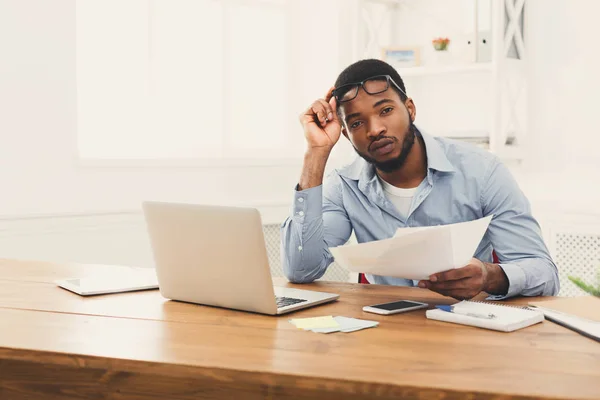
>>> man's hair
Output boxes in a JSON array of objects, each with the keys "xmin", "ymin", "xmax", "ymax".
[{"xmin": 334, "ymin": 59, "xmax": 408, "ymax": 102}]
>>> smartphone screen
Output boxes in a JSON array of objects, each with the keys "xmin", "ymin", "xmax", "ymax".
[{"xmin": 371, "ymin": 300, "xmax": 424, "ymax": 311}]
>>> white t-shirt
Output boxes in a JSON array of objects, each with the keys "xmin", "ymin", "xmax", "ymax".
[{"xmin": 378, "ymin": 177, "xmax": 418, "ymax": 219}]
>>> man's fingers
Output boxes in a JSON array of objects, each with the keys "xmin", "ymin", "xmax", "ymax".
[
  {"xmin": 310, "ymin": 106, "xmax": 326, "ymax": 126},
  {"xmin": 428, "ymin": 286, "xmax": 477, "ymax": 300},
  {"xmin": 311, "ymin": 99, "xmax": 334, "ymax": 125},
  {"xmin": 326, "ymin": 86, "xmax": 340, "ymax": 124},
  {"xmin": 436, "ymin": 290, "xmax": 472, "ymax": 300},
  {"xmin": 423, "ymin": 259, "xmax": 486, "ymax": 300},
  {"xmin": 328, "ymin": 96, "xmax": 339, "ymax": 123},
  {"xmin": 300, "ymin": 109, "xmax": 324, "ymax": 128},
  {"xmin": 418, "ymin": 279, "xmax": 472, "ymax": 291},
  {"xmin": 300, "ymin": 107, "xmax": 318, "ymax": 125},
  {"xmin": 324, "ymin": 86, "xmax": 335, "ymax": 102},
  {"xmin": 430, "ymin": 264, "xmax": 479, "ymax": 282},
  {"xmin": 299, "ymin": 90, "xmax": 339, "ymax": 129},
  {"xmin": 317, "ymin": 99, "xmax": 334, "ymax": 122},
  {"xmin": 426, "ymin": 278, "xmax": 473, "ymax": 291}
]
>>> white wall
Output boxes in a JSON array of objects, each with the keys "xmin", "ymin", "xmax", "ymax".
[
  {"xmin": 1, "ymin": 0, "xmax": 599, "ymax": 274},
  {"xmin": 513, "ymin": 0, "xmax": 600, "ymax": 215},
  {"xmin": 0, "ymin": 0, "xmax": 353, "ymax": 219},
  {"xmin": 383, "ymin": 0, "xmax": 493, "ymax": 138},
  {"xmin": 525, "ymin": 0, "xmax": 600, "ymax": 172},
  {"xmin": 503, "ymin": 0, "xmax": 600, "ymax": 294},
  {"xmin": 9, "ymin": 0, "xmax": 597, "ymax": 220}
]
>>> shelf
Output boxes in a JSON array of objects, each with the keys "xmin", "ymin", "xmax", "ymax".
[
  {"xmin": 363, "ymin": 0, "xmax": 404, "ymax": 5},
  {"xmin": 395, "ymin": 63, "xmax": 493, "ymax": 78}
]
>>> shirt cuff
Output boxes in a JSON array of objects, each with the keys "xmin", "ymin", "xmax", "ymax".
[
  {"xmin": 293, "ymin": 184, "xmax": 323, "ymax": 222},
  {"xmin": 486, "ymin": 263, "xmax": 526, "ymax": 300}
]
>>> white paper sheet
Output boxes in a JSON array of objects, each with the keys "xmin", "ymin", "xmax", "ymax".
[
  {"xmin": 534, "ymin": 308, "xmax": 600, "ymax": 342},
  {"xmin": 309, "ymin": 316, "xmax": 379, "ymax": 334},
  {"xmin": 329, "ymin": 215, "xmax": 493, "ymax": 280}
]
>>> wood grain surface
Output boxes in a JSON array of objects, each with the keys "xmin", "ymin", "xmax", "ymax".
[{"xmin": 0, "ymin": 259, "xmax": 598, "ymax": 400}]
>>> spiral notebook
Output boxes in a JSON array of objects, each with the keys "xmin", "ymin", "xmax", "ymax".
[{"xmin": 426, "ymin": 301, "xmax": 544, "ymax": 332}]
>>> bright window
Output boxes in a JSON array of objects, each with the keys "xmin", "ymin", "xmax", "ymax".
[{"xmin": 76, "ymin": 0, "xmax": 333, "ymax": 162}]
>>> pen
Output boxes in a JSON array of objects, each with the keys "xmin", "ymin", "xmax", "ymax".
[{"xmin": 436, "ymin": 305, "xmax": 496, "ymax": 319}]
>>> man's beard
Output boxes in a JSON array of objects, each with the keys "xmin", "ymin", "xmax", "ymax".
[{"xmin": 353, "ymin": 122, "xmax": 417, "ymax": 173}]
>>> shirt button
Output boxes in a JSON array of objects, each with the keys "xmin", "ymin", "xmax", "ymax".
[
  {"xmin": 298, "ymin": 246, "xmax": 303, "ymax": 251},
  {"xmin": 298, "ymin": 198, "xmax": 304, "ymax": 203},
  {"xmin": 298, "ymin": 211, "xmax": 304, "ymax": 216}
]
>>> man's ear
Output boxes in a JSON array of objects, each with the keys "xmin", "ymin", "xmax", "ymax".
[
  {"xmin": 405, "ymin": 98, "xmax": 417, "ymax": 122},
  {"xmin": 336, "ymin": 108, "xmax": 349, "ymax": 139}
]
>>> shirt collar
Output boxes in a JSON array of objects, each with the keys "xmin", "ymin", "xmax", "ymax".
[
  {"xmin": 337, "ymin": 128, "xmax": 455, "ymax": 183},
  {"xmin": 420, "ymin": 129, "xmax": 455, "ymax": 173}
]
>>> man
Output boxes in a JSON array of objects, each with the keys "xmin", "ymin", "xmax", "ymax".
[{"xmin": 281, "ymin": 59, "xmax": 559, "ymax": 300}]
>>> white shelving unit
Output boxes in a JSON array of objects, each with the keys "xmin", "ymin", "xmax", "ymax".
[
  {"xmin": 397, "ymin": 62, "xmax": 492, "ymax": 77},
  {"xmin": 349, "ymin": 0, "xmax": 527, "ymax": 161}
]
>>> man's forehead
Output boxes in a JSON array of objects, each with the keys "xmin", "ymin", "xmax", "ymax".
[{"xmin": 339, "ymin": 89, "xmax": 401, "ymax": 116}]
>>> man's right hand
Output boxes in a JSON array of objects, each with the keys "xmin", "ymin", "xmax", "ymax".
[
  {"xmin": 299, "ymin": 87, "xmax": 342, "ymax": 153},
  {"xmin": 296, "ymin": 88, "xmax": 342, "ymax": 191}
]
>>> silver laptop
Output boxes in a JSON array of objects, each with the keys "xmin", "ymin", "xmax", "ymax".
[
  {"xmin": 55, "ymin": 267, "xmax": 159, "ymax": 296},
  {"xmin": 142, "ymin": 201, "xmax": 339, "ymax": 315}
]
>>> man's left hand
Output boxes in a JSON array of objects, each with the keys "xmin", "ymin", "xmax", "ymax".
[{"xmin": 418, "ymin": 258, "xmax": 508, "ymax": 300}]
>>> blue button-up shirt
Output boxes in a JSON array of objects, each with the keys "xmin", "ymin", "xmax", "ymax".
[{"xmin": 281, "ymin": 131, "xmax": 559, "ymax": 299}]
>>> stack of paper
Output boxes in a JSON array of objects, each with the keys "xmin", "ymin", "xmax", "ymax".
[
  {"xmin": 329, "ymin": 215, "xmax": 493, "ymax": 280},
  {"xmin": 529, "ymin": 297, "xmax": 600, "ymax": 342},
  {"xmin": 289, "ymin": 316, "xmax": 379, "ymax": 334}
]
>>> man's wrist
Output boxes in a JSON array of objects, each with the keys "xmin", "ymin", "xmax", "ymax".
[
  {"xmin": 298, "ymin": 149, "xmax": 331, "ymax": 191},
  {"xmin": 305, "ymin": 147, "xmax": 332, "ymax": 161},
  {"xmin": 483, "ymin": 262, "xmax": 509, "ymax": 296}
]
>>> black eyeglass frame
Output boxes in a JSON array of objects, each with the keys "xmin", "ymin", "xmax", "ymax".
[{"xmin": 332, "ymin": 74, "xmax": 407, "ymax": 103}]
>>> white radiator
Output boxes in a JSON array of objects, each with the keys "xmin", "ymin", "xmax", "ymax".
[
  {"xmin": 551, "ymin": 231, "xmax": 600, "ymax": 297},
  {"xmin": 538, "ymin": 210, "xmax": 600, "ymax": 297},
  {"xmin": 261, "ymin": 224, "xmax": 351, "ymax": 282},
  {"xmin": 0, "ymin": 211, "xmax": 352, "ymax": 283}
]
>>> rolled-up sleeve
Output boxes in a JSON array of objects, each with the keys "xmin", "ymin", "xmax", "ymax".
[
  {"xmin": 280, "ymin": 175, "xmax": 352, "ymax": 283},
  {"xmin": 481, "ymin": 158, "xmax": 560, "ymax": 299}
]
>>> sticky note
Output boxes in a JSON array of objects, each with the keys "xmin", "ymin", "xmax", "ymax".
[
  {"xmin": 333, "ymin": 316, "xmax": 378, "ymax": 332},
  {"xmin": 289, "ymin": 316, "xmax": 340, "ymax": 330}
]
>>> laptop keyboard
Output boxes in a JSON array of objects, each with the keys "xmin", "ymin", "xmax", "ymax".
[{"xmin": 276, "ymin": 296, "xmax": 307, "ymax": 308}]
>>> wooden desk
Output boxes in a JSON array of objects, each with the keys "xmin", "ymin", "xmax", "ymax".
[{"xmin": 0, "ymin": 260, "xmax": 598, "ymax": 400}]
